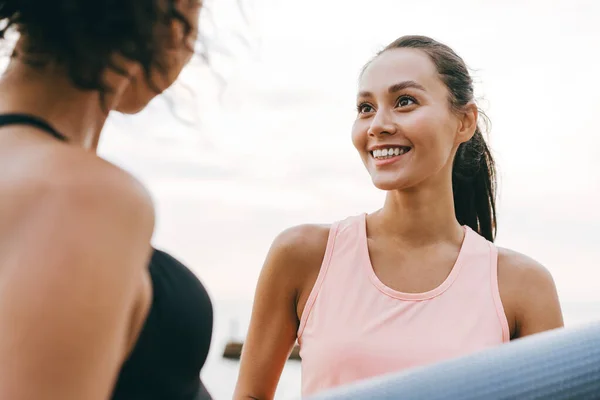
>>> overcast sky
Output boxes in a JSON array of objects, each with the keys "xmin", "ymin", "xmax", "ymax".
[{"xmin": 99, "ymin": 0, "xmax": 600, "ymax": 306}]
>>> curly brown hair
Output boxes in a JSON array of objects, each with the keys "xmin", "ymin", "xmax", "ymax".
[{"xmin": 0, "ymin": 0, "xmax": 196, "ymax": 94}]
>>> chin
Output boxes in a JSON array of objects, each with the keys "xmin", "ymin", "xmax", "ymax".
[
  {"xmin": 370, "ymin": 171, "xmax": 424, "ymax": 192},
  {"xmin": 115, "ymin": 79, "xmax": 164, "ymax": 114},
  {"xmin": 116, "ymin": 105, "xmax": 144, "ymax": 115},
  {"xmin": 371, "ymin": 177, "xmax": 409, "ymax": 192},
  {"xmin": 115, "ymin": 97, "xmax": 154, "ymax": 114}
]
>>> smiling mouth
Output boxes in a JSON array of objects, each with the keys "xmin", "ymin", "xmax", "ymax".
[{"xmin": 370, "ymin": 146, "xmax": 412, "ymax": 160}]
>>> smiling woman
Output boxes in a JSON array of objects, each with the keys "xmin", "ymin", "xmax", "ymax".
[
  {"xmin": 233, "ymin": 35, "xmax": 564, "ymax": 400},
  {"xmin": 354, "ymin": 36, "xmax": 496, "ymax": 241}
]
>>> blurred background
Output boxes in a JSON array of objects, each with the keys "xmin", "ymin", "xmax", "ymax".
[{"xmin": 97, "ymin": 0, "xmax": 599, "ymax": 398}]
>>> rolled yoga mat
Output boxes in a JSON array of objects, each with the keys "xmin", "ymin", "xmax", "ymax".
[{"xmin": 308, "ymin": 322, "xmax": 600, "ymax": 400}]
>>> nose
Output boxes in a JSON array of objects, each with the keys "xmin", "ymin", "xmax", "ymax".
[{"xmin": 367, "ymin": 109, "xmax": 397, "ymax": 137}]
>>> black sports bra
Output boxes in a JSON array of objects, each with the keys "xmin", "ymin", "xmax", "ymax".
[{"xmin": 0, "ymin": 113, "xmax": 214, "ymax": 400}]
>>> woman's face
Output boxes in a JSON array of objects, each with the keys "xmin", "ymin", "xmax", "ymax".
[
  {"xmin": 116, "ymin": 0, "xmax": 202, "ymax": 114},
  {"xmin": 351, "ymin": 48, "xmax": 474, "ymax": 192}
]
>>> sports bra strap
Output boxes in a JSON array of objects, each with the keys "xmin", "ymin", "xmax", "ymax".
[{"xmin": 0, "ymin": 113, "xmax": 67, "ymax": 141}]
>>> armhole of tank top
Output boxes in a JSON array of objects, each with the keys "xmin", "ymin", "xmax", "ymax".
[
  {"xmin": 297, "ymin": 222, "xmax": 340, "ymax": 340},
  {"xmin": 488, "ymin": 242, "xmax": 511, "ymax": 342}
]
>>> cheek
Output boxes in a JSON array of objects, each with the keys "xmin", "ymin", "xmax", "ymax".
[
  {"xmin": 168, "ymin": 7, "xmax": 200, "ymax": 77},
  {"xmin": 406, "ymin": 110, "xmax": 455, "ymax": 164},
  {"xmin": 351, "ymin": 121, "xmax": 367, "ymax": 151},
  {"xmin": 189, "ymin": 8, "xmax": 201, "ymax": 40},
  {"xmin": 351, "ymin": 122, "xmax": 371, "ymax": 165},
  {"xmin": 116, "ymin": 74, "xmax": 156, "ymax": 114}
]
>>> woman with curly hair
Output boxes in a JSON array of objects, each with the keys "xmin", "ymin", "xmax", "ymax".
[{"xmin": 0, "ymin": 1, "xmax": 212, "ymax": 399}]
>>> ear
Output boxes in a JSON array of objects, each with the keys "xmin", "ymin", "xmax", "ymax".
[{"xmin": 456, "ymin": 102, "xmax": 478, "ymax": 144}]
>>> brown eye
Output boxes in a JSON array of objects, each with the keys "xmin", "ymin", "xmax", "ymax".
[
  {"xmin": 396, "ymin": 96, "xmax": 417, "ymax": 107},
  {"xmin": 357, "ymin": 103, "xmax": 375, "ymax": 114}
]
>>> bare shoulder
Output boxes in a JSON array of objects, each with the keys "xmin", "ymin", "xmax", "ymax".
[
  {"xmin": 61, "ymin": 156, "xmax": 155, "ymax": 227},
  {"xmin": 497, "ymin": 247, "xmax": 557, "ymax": 291},
  {"xmin": 267, "ymin": 224, "xmax": 331, "ymax": 280},
  {"xmin": 497, "ymin": 247, "xmax": 563, "ymax": 337},
  {"xmin": 53, "ymin": 145, "xmax": 153, "ymax": 207},
  {"xmin": 2, "ymin": 145, "xmax": 156, "ymax": 277},
  {"xmin": 270, "ymin": 224, "xmax": 331, "ymax": 263},
  {"xmin": 10, "ymin": 144, "xmax": 154, "ymax": 233},
  {"xmin": 261, "ymin": 224, "xmax": 331, "ymax": 313}
]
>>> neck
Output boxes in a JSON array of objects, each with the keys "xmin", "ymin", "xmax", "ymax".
[
  {"xmin": 374, "ymin": 174, "xmax": 464, "ymax": 246},
  {"xmin": 0, "ymin": 58, "xmax": 115, "ymax": 151}
]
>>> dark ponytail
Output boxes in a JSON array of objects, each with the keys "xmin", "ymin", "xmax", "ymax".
[
  {"xmin": 452, "ymin": 126, "xmax": 496, "ymax": 242},
  {"xmin": 375, "ymin": 35, "xmax": 497, "ymax": 241}
]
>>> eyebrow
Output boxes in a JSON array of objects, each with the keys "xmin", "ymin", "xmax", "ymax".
[{"xmin": 358, "ymin": 80, "xmax": 427, "ymax": 98}]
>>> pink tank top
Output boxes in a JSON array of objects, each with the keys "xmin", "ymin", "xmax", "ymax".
[{"xmin": 297, "ymin": 214, "xmax": 510, "ymax": 397}]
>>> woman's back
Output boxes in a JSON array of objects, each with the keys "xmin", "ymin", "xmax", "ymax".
[
  {"xmin": 0, "ymin": 121, "xmax": 157, "ymax": 399},
  {"xmin": 0, "ymin": 0, "xmax": 211, "ymax": 396},
  {"xmin": 0, "ymin": 116, "xmax": 213, "ymax": 399}
]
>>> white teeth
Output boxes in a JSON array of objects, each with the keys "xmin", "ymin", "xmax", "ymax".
[{"xmin": 371, "ymin": 147, "xmax": 409, "ymax": 160}]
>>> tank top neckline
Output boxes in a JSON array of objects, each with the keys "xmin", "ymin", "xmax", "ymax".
[{"xmin": 358, "ymin": 213, "xmax": 472, "ymax": 301}]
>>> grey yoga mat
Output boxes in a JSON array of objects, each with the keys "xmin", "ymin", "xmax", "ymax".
[{"xmin": 308, "ymin": 322, "xmax": 600, "ymax": 399}]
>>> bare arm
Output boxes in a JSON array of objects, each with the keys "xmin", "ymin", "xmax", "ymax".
[
  {"xmin": 0, "ymin": 171, "xmax": 154, "ymax": 400},
  {"xmin": 234, "ymin": 225, "xmax": 329, "ymax": 400},
  {"xmin": 498, "ymin": 248, "xmax": 564, "ymax": 339}
]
